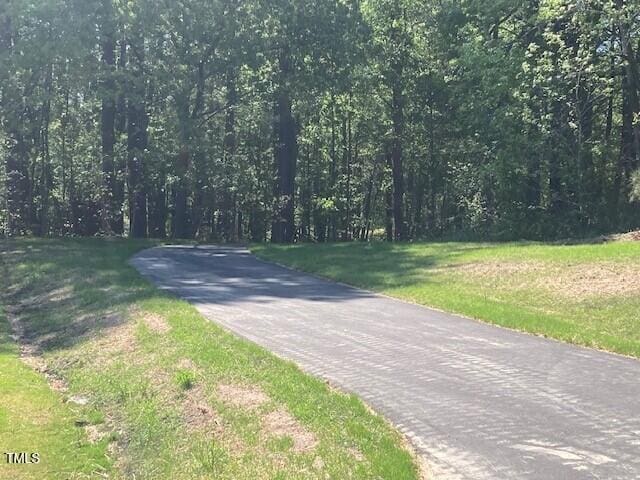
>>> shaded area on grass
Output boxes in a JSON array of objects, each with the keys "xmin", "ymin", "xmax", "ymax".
[{"xmin": 2, "ymin": 238, "xmax": 157, "ymax": 353}]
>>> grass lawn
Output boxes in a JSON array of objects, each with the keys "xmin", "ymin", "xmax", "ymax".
[
  {"xmin": 0, "ymin": 238, "xmax": 420, "ymax": 480},
  {"xmin": 253, "ymin": 240, "xmax": 640, "ymax": 358}
]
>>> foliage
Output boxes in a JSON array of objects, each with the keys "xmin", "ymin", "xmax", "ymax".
[{"xmin": 1, "ymin": 0, "xmax": 639, "ymax": 241}]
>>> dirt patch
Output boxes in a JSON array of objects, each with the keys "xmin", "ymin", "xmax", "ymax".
[
  {"xmin": 85, "ymin": 425, "xmax": 107, "ymax": 444},
  {"xmin": 140, "ymin": 312, "xmax": 171, "ymax": 334},
  {"xmin": 217, "ymin": 383, "xmax": 270, "ymax": 411},
  {"xmin": 24, "ymin": 353, "xmax": 69, "ymax": 393},
  {"xmin": 177, "ymin": 358, "xmax": 198, "ymax": 370},
  {"xmin": 5, "ymin": 306, "xmax": 70, "ymax": 392},
  {"xmin": 600, "ymin": 230, "xmax": 640, "ymax": 243},
  {"xmin": 347, "ymin": 446, "xmax": 365, "ymax": 462},
  {"xmin": 32, "ymin": 311, "xmax": 127, "ymax": 350},
  {"xmin": 439, "ymin": 260, "xmax": 640, "ymax": 299},
  {"xmin": 89, "ymin": 321, "xmax": 138, "ymax": 366},
  {"xmin": 45, "ymin": 373, "xmax": 69, "ymax": 392},
  {"xmin": 262, "ymin": 408, "xmax": 318, "ymax": 453},
  {"xmin": 67, "ymin": 394, "xmax": 90, "ymax": 406},
  {"xmin": 440, "ymin": 261, "xmax": 545, "ymax": 279},
  {"xmin": 542, "ymin": 263, "xmax": 640, "ymax": 299},
  {"xmin": 15, "ymin": 286, "xmax": 74, "ymax": 310},
  {"xmin": 555, "ymin": 230, "xmax": 640, "ymax": 244},
  {"xmin": 312, "ymin": 456, "xmax": 325, "ymax": 470},
  {"xmin": 183, "ymin": 386, "xmax": 224, "ymax": 434},
  {"xmin": 170, "ymin": 377, "xmax": 246, "ymax": 453}
]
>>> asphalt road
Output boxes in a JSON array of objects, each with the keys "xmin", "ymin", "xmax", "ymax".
[{"xmin": 131, "ymin": 245, "xmax": 640, "ymax": 480}]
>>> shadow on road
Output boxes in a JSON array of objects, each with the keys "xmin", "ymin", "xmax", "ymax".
[{"xmin": 132, "ymin": 245, "xmax": 376, "ymax": 306}]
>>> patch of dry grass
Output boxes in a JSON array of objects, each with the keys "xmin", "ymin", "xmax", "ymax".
[
  {"xmin": 217, "ymin": 383, "xmax": 270, "ymax": 411},
  {"xmin": 140, "ymin": 311, "xmax": 171, "ymax": 334},
  {"xmin": 542, "ymin": 263, "xmax": 640, "ymax": 299},
  {"xmin": 444, "ymin": 259, "xmax": 640, "ymax": 300},
  {"xmin": 436, "ymin": 260, "xmax": 545, "ymax": 279},
  {"xmin": 181, "ymin": 385, "xmax": 224, "ymax": 434},
  {"xmin": 262, "ymin": 408, "xmax": 319, "ymax": 453}
]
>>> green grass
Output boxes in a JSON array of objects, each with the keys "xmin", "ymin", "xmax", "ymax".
[
  {"xmin": 252, "ymin": 240, "xmax": 640, "ymax": 358},
  {"xmin": 0, "ymin": 238, "xmax": 420, "ymax": 480},
  {"xmin": 0, "ymin": 307, "xmax": 111, "ymax": 479},
  {"xmin": 174, "ymin": 369, "xmax": 197, "ymax": 391}
]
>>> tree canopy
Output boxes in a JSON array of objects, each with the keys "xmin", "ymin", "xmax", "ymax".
[{"xmin": 1, "ymin": 0, "xmax": 639, "ymax": 241}]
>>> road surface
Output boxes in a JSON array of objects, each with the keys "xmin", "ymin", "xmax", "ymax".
[{"xmin": 131, "ymin": 245, "xmax": 640, "ymax": 479}]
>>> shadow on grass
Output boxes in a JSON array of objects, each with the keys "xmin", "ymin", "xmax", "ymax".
[
  {"xmin": 1, "ymin": 237, "xmax": 161, "ymax": 353},
  {"xmin": 252, "ymin": 241, "xmax": 504, "ymax": 291}
]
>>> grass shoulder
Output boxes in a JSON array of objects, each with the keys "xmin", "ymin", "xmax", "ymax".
[{"xmin": 0, "ymin": 306, "xmax": 111, "ymax": 479}]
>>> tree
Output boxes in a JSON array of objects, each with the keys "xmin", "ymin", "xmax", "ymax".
[{"xmin": 2, "ymin": 0, "xmax": 639, "ymax": 241}]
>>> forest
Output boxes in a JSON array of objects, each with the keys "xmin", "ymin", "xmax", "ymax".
[{"xmin": 1, "ymin": 0, "xmax": 639, "ymax": 242}]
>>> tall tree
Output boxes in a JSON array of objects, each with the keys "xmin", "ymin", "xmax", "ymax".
[
  {"xmin": 99, "ymin": 0, "xmax": 118, "ymax": 234},
  {"xmin": 126, "ymin": 28, "xmax": 148, "ymax": 238}
]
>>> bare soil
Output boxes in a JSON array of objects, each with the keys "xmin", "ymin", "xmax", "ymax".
[
  {"xmin": 182, "ymin": 385, "xmax": 224, "ymax": 434},
  {"xmin": 262, "ymin": 408, "xmax": 318, "ymax": 453},
  {"xmin": 217, "ymin": 383, "xmax": 270, "ymax": 411},
  {"xmin": 140, "ymin": 312, "xmax": 171, "ymax": 334}
]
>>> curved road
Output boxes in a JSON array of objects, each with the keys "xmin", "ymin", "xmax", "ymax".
[{"xmin": 131, "ymin": 245, "xmax": 640, "ymax": 479}]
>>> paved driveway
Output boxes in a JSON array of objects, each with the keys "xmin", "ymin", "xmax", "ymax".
[{"xmin": 131, "ymin": 245, "xmax": 640, "ymax": 479}]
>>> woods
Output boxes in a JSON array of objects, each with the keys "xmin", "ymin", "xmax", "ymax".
[{"xmin": 1, "ymin": 0, "xmax": 639, "ymax": 242}]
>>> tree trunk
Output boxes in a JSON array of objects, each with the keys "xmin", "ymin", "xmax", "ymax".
[
  {"xmin": 1, "ymin": 14, "xmax": 30, "ymax": 235},
  {"xmin": 271, "ymin": 50, "xmax": 297, "ymax": 243},
  {"xmin": 576, "ymin": 78, "xmax": 595, "ymax": 228},
  {"xmin": 344, "ymin": 102, "xmax": 353, "ymax": 240},
  {"xmin": 617, "ymin": 0, "xmax": 640, "ymax": 168},
  {"xmin": 301, "ymin": 143, "xmax": 312, "ymax": 240},
  {"xmin": 329, "ymin": 96, "xmax": 337, "ymax": 241},
  {"xmin": 111, "ymin": 37, "xmax": 127, "ymax": 234},
  {"xmin": 126, "ymin": 36, "xmax": 148, "ymax": 238},
  {"xmin": 361, "ymin": 154, "xmax": 380, "ymax": 241},
  {"xmin": 116, "ymin": 38, "xmax": 127, "ymax": 135},
  {"xmin": 5, "ymin": 130, "xmax": 30, "ymax": 236},
  {"xmin": 385, "ymin": 152, "xmax": 393, "ymax": 242},
  {"xmin": 38, "ymin": 65, "xmax": 53, "ymax": 236},
  {"xmin": 100, "ymin": 3, "xmax": 117, "ymax": 234},
  {"xmin": 148, "ymin": 180, "xmax": 167, "ymax": 238},
  {"xmin": 221, "ymin": 70, "xmax": 238, "ymax": 241},
  {"xmin": 172, "ymin": 147, "xmax": 189, "ymax": 239},
  {"xmin": 390, "ymin": 79, "xmax": 406, "ymax": 240}
]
